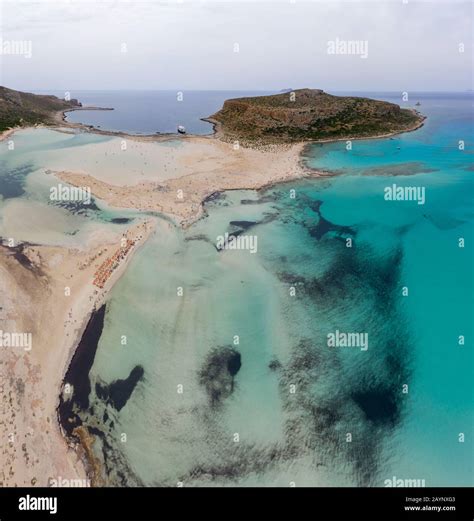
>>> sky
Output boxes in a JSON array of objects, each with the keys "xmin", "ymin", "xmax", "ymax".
[{"xmin": 0, "ymin": 0, "xmax": 472, "ymax": 92}]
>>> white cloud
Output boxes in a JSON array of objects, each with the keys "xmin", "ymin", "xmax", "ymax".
[{"xmin": 0, "ymin": 0, "xmax": 472, "ymax": 91}]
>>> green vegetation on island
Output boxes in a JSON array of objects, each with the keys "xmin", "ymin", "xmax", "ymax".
[{"xmin": 207, "ymin": 88, "xmax": 425, "ymax": 144}]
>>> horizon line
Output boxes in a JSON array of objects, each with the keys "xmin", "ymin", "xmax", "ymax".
[{"xmin": 20, "ymin": 88, "xmax": 474, "ymax": 94}]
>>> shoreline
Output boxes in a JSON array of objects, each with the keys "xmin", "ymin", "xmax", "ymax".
[
  {"xmin": 55, "ymin": 106, "xmax": 213, "ymax": 142},
  {"xmin": 52, "ymin": 138, "xmax": 314, "ymax": 229},
  {"xmin": 45, "ymin": 111, "xmax": 425, "ymax": 481},
  {"xmin": 54, "ymin": 219, "xmax": 155, "ymax": 486},
  {"xmin": 54, "ymin": 104, "xmax": 425, "ymax": 146},
  {"xmin": 0, "ymin": 218, "xmax": 155, "ymax": 487},
  {"xmin": 0, "ymin": 127, "xmax": 21, "ymax": 142},
  {"xmin": 201, "ymin": 110, "xmax": 426, "ymax": 146},
  {"xmin": 0, "ymin": 105, "xmax": 427, "ymax": 487},
  {"xmin": 49, "ymin": 110, "xmax": 426, "ymax": 231},
  {"xmin": 3, "ymin": 93, "xmax": 426, "ymax": 145}
]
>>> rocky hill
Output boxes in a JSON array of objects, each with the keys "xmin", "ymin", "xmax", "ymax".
[
  {"xmin": 207, "ymin": 89, "xmax": 424, "ymax": 144},
  {"xmin": 0, "ymin": 86, "xmax": 81, "ymax": 132}
]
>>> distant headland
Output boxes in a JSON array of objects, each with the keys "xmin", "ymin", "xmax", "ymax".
[
  {"xmin": 1, "ymin": 86, "xmax": 424, "ymax": 146},
  {"xmin": 0, "ymin": 86, "xmax": 84, "ymax": 132},
  {"xmin": 0, "ymin": 86, "xmax": 112, "ymax": 135}
]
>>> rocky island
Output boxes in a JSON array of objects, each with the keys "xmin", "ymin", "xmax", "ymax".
[{"xmin": 206, "ymin": 88, "xmax": 425, "ymax": 144}]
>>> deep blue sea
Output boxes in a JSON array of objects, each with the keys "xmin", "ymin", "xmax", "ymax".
[
  {"xmin": 56, "ymin": 90, "xmax": 274, "ymax": 135},
  {"xmin": 50, "ymin": 90, "xmax": 473, "ymax": 138}
]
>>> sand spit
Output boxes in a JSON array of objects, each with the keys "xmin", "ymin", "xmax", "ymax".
[
  {"xmin": 0, "ymin": 219, "xmax": 154, "ymax": 486},
  {"xmin": 47, "ymin": 103, "xmax": 425, "ymax": 230},
  {"xmin": 0, "ymin": 106, "xmax": 427, "ymax": 486},
  {"xmin": 0, "ymin": 124, "xmax": 317, "ymax": 487},
  {"xmin": 54, "ymin": 137, "xmax": 317, "ymax": 228}
]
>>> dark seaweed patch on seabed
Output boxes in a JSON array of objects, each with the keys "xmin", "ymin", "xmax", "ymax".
[
  {"xmin": 177, "ymin": 211, "xmax": 411, "ymax": 486},
  {"xmin": 0, "ymin": 162, "xmax": 33, "ymax": 199},
  {"xmin": 240, "ymin": 194, "xmax": 277, "ymax": 205},
  {"xmin": 110, "ymin": 217, "xmax": 132, "ymax": 224},
  {"xmin": 308, "ymin": 214, "xmax": 355, "ymax": 241},
  {"xmin": 202, "ymin": 191, "xmax": 228, "ymax": 209},
  {"xmin": 71, "ymin": 198, "xmax": 410, "ymax": 487},
  {"xmin": 281, "ymin": 244, "xmax": 410, "ymax": 485},
  {"xmin": 351, "ymin": 386, "xmax": 399, "ymax": 427},
  {"xmin": 13, "ymin": 249, "xmax": 40, "ymax": 274},
  {"xmin": 57, "ymin": 304, "xmax": 145, "ymax": 486},
  {"xmin": 229, "ymin": 220, "xmax": 257, "ymax": 230},
  {"xmin": 50, "ymin": 198, "xmax": 101, "ymax": 215},
  {"xmin": 294, "ymin": 241, "xmax": 403, "ymax": 316},
  {"xmin": 58, "ymin": 304, "xmax": 106, "ymax": 435},
  {"xmin": 180, "ymin": 340, "xmax": 338, "ymax": 486},
  {"xmin": 213, "ymin": 213, "xmax": 279, "ymax": 252},
  {"xmin": 199, "ymin": 346, "xmax": 242, "ymax": 407},
  {"xmin": 253, "ymin": 200, "xmax": 411, "ymax": 485},
  {"xmin": 361, "ymin": 161, "xmax": 437, "ymax": 177},
  {"xmin": 303, "ymin": 200, "xmax": 355, "ymax": 241},
  {"xmin": 87, "ymin": 424, "xmax": 143, "ymax": 486},
  {"xmin": 179, "ymin": 324, "xmax": 410, "ymax": 485},
  {"xmin": 96, "ymin": 365, "xmax": 144, "ymax": 411}
]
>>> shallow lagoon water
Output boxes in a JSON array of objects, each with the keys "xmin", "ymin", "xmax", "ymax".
[
  {"xmin": 79, "ymin": 93, "xmax": 472, "ymax": 486},
  {"xmin": 0, "ymin": 129, "xmax": 147, "ymax": 246},
  {"xmin": 1, "ymin": 93, "xmax": 472, "ymax": 486}
]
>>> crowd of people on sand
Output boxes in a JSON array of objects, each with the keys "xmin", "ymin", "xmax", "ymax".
[{"xmin": 92, "ymin": 239, "xmax": 134, "ymax": 289}]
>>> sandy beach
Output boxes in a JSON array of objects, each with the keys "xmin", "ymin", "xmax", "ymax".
[
  {"xmin": 53, "ymin": 136, "xmax": 314, "ymax": 228},
  {"xmin": 0, "ymin": 218, "xmax": 154, "ymax": 486},
  {"xmin": 0, "ymin": 124, "xmax": 316, "ymax": 485},
  {"xmin": 0, "ymin": 104, "xmax": 425, "ymax": 486},
  {"xmin": 0, "ymin": 128, "xmax": 20, "ymax": 142}
]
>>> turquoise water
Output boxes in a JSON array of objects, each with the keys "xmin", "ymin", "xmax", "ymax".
[
  {"xmin": 71, "ymin": 93, "xmax": 472, "ymax": 486},
  {"xmin": 1, "ymin": 93, "xmax": 472, "ymax": 487},
  {"xmin": 0, "ymin": 128, "xmax": 161, "ymax": 247},
  {"xmin": 299, "ymin": 95, "xmax": 474, "ymax": 484}
]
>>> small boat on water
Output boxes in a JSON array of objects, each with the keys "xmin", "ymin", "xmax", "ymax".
[
  {"xmin": 415, "ymin": 102, "xmax": 421, "ymax": 106},
  {"xmin": 177, "ymin": 125, "xmax": 186, "ymax": 134}
]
